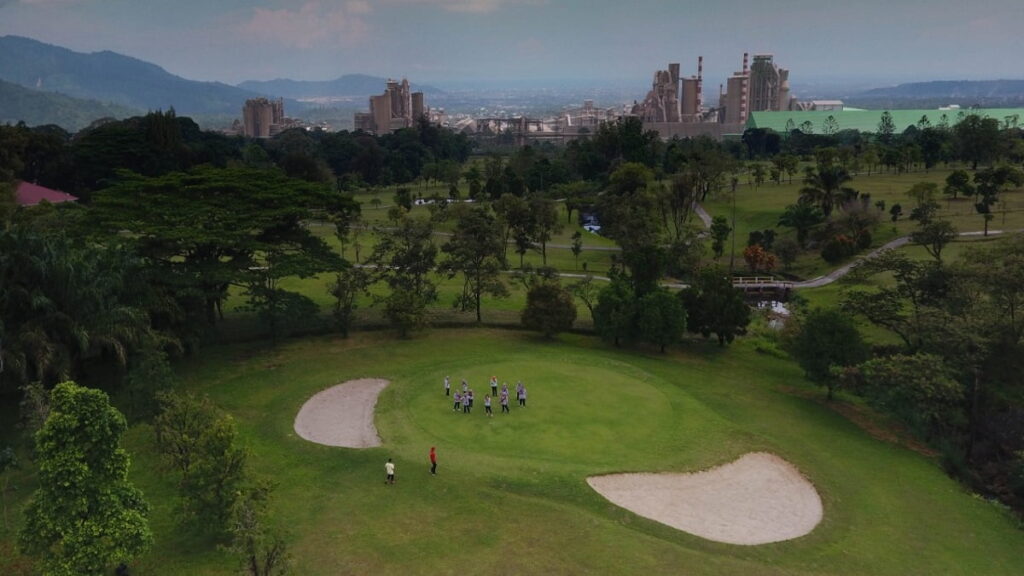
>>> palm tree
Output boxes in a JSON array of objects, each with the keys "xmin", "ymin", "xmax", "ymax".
[
  {"xmin": 799, "ymin": 164, "xmax": 856, "ymax": 217},
  {"xmin": 778, "ymin": 203, "xmax": 825, "ymax": 248},
  {"xmin": 0, "ymin": 228, "xmax": 150, "ymax": 389}
]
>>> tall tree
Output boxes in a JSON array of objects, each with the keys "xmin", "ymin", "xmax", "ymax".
[
  {"xmin": 91, "ymin": 166, "xmax": 353, "ymax": 329},
  {"xmin": 799, "ymin": 163, "xmax": 856, "ymax": 217},
  {"xmin": 777, "ymin": 203, "xmax": 825, "ymax": 248},
  {"xmin": 328, "ymin": 265, "xmax": 369, "ymax": 338},
  {"xmin": 842, "ymin": 251, "xmax": 950, "ymax": 351},
  {"xmin": 944, "ymin": 169, "xmax": 974, "ymax": 201},
  {"xmin": 19, "ymin": 382, "xmax": 152, "ymax": 575},
  {"xmin": 636, "ymin": 288, "xmax": 686, "ymax": 352},
  {"xmin": 529, "ymin": 196, "xmax": 564, "ymax": 266},
  {"xmin": 787, "ymin": 308, "xmax": 869, "ymax": 399},
  {"xmin": 709, "ymin": 216, "xmax": 731, "ymax": 258},
  {"xmin": 911, "ymin": 220, "xmax": 958, "ymax": 263},
  {"xmin": 877, "ymin": 111, "xmax": 896, "ymax": 144},
  {"xmin": 678, "ymin": 268, "xmax": 750, "ymax": 346},
  {"xmin": 661, "ymin": 173, "xmax": 698, "ymax": 241},
  {"xmin": 368, "ymin": 212, "xmax": 438, "ymax": 337},
  {"xmin": 954, "ymin": 114, "xmax": 1001, "ymax": 169},
  {"xmin": 440, "ymin": 205, "xmax": 508, "ymax": 322},
  {"xmin": 493, "ymin": 193, "xmax": 530, "ymax": 266},
  {"xmin": 154, "ymin": 392, "xmax": 249, "ymax": 533},
  {"xmin": 593, "ymin": 277, "xmax": 636, "ymax": 347},
  {"xmin": 521, "ymin": 281, "xmax": 577, "ymax": 338}
]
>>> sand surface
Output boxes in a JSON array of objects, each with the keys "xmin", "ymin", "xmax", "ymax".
[
  {"xmin": 587, "ymin": 452, "xmax": 823, "ymax": 545},
  {"xmin": 294, "ymin": 379, "xmax": 389, "ymax": 448}
]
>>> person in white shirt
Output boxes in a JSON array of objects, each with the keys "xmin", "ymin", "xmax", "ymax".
[{"xmin": 385, "ymin": 458, "xmax": 395, "ymax": 484}]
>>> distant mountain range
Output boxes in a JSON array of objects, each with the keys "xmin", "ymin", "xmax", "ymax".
[
  {"xmin": 847, "ymin": 80, "xmax": 1024, "ymax": 109},
  {"xmin": 0, "ymin": 78, "xmax": 141, "ymax": 131},
  {"xmin": 0, "ymin": 35, "xmax": 301, "ymax": 118},
  {"xmin": 238, "ymin": 75, "xmax": 444, "ymax": 100}
]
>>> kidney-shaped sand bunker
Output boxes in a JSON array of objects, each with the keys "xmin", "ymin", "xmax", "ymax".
[
  {"xmin": 294, "ymin": 378, "xmax": 389, "ymax": 448},
  {"xmin": 587, "ymin": 453, "xmax": 823, "ymax": 545}
]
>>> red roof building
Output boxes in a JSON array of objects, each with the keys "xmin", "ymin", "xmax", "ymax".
[{"xmin": 15, "ymin": 181, "xmax": 78, "ymax": 207}]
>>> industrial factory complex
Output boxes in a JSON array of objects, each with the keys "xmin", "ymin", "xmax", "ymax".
[
  {"xmin": 240, "ymin": 54, "xmax": 1023, "ymax": 142},
  {"xmin": 354, "ymin": 78, "xmax": 432, "ymax": 134},
  {"xmin": 448, "ymin": 52, "xmax": 857, "ymax": 142}
]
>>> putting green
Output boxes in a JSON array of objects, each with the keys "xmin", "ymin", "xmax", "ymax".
[{"xmin": 406, "ymin": 359, "xmax": 673, "ymax": 463}]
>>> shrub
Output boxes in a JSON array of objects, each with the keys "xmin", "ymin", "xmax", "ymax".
[{"xmin": 821, "ymin": 234, "xmax": 857, "ymax": 264}]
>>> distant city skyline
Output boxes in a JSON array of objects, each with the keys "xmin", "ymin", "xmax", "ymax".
[{"xmin": 0, "ymin": 0, "xmax": 1020, "ymax": 90}]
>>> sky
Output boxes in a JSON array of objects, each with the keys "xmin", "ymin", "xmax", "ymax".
[{"xmin": 0, "ymin": 0, "xmax": 1021, "ymax": 90}]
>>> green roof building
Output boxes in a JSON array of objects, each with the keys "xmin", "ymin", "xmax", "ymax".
[{"xmin": 746, "ymin": 108, "xmax": 1024, "ymax": 135}]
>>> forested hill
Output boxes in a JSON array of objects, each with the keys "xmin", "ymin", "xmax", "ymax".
[
  {"xmin": 0, "ymin": 35, "xmax": 301, "ymax": 117},
  {"xmin": 238, "ymin": 75, "xmax": 445, "ymax": 99},
  {"xmin": 848, "ymin": 80, "xmax": 1024, "ymax": 109},
  {"xmin": 0, "ymin": 78, "xmax": 140, "ymax": 131}
]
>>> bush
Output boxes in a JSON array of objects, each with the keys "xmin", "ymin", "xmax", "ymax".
[
  {"xmin": 821, "ymin": 234, "xmax": 857, "ymax": 264},
  {"xmin": 521, "ymin": 283, "xmax": 577, "ymax": 338}
]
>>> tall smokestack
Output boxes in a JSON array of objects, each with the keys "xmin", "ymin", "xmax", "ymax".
[
  {"xmin": 697, "ymin": 56, "xmax": 704, "ymax": 113},
  {"xmin": 741, "ymin": 53, "xmax": 750, "ymax": 123}
]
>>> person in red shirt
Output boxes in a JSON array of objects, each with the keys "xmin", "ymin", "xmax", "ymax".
[{"xmin": 430, "ymin": 446, "xmax": 437, "ymax": 475}]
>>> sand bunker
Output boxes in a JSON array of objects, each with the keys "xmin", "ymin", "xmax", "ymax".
[
  {"xmin": 587, "ymin": 453, "xmax": 822, "ymax": 545},
  {"xmin": 294, "ymin": 378, "xmax": 389, "ymax": 448}
]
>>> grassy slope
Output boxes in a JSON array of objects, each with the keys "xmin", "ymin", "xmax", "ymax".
[{"xmin": 88, "ymin": 330, "xmax": 1024, "ymax": 575}]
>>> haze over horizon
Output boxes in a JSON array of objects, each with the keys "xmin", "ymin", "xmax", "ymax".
[{"xmin": 0, "ymin": 0, "xmax": 1021, "ymax": 92}]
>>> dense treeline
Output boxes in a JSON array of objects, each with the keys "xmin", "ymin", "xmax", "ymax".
[
  {"xmin": 0, "ymin": 112, "xmax": 471, "ymax": 200},
  {"xmin": 784, "ymin": 238, "xmax": 1024, "ymax": 514}
]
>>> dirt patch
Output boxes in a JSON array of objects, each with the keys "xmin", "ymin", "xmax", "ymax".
[
  {"xmin": 294, "ymin": 379, "xmax": 389, "ymax": 448},
  {"xmin": 587, "ymin": 453, "xmax": 823, "ymax": 545}
]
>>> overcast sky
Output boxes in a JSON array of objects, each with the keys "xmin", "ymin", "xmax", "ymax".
[{"xmin": 0, "ymin": 0, "xmax": 1021, "ymax": 89}]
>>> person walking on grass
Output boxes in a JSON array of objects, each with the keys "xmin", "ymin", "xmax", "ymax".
[
  {"xmin": 385, "ymin": 458, "xmax": 396, "ymax": 485},
  {"xmin": 462, "ymin": 392, "xmax": 471, "ymax": 414},
  {"xmin": 462, "ymin": 379, "xmax": 468, "ymax": 394},
  {"xmin": 444, "ymin": 376, "xmax": 450, "ymax": 396},
  {"xmin": 518, "ymin": 385, "xmax": 527, "ymax": 407},
  {"xmin": 453, "ymin": 391, "xmax": 461, "ymax": 411},
  {"xmin": 430, "ymin": 447, "xmax": 437, "ymax": 475},
  {"xmin": 490, "ymin": 376, "xmax": 498, "ymax": 398},
  {"xmin": 500, "ymin": 388, "xmax": 510, "ymax": 413},
  {"xmin": 468, "ymin": 389, "xmax": 474, "ymax": 409},
  {"xmin": 484, "ymin": 395, "xmax": 493, "ymax": 417}
]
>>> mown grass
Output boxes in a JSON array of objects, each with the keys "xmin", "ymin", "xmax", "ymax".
[{"xmin": 4, "ymin": 330, "xmax": 1017, "ymax": 574}]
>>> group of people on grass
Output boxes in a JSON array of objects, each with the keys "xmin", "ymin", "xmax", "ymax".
[
  {"xmin": 386, "ymin": 376, "xmax": 530, "ymax": 484},
  {"xmin": 445, "ymin": 375, "xmax": 526, "ymax": 417}
]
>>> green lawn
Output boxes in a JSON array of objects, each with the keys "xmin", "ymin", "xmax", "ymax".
[
  {"xmin": 706, "ymin": 167, "xmax": 1024, "ymax": 279},
  {"xmin": 4, "ymin": 330, "xmax": 1018, "ymax": 574}
]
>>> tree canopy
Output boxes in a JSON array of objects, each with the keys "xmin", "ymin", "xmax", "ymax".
[{"xmin": 19, "ymin": 382, "xmax": 152, "ymax": 575}]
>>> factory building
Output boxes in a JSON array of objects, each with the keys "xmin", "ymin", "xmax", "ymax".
[
  {"xmin": 631, "ymin": 57, "xmax": 707, "ymax": 125},
  {"xmin": 355, "ymin": 78, "xmax": 428, "ymax": 134},
  {"xmin": 630, "ymin": 52, "xmax": 807, "ymax": 139},
  {"xmin": 718, "ymin": 53, "xmax": 793, "ymax": 125},
  {"xmin": 749, "ymin": 54, "xmax": 791, "ymax": 113},
  {"xmin": 242, "ymin": 97, "xmax": 285, "ymax": 139}
]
